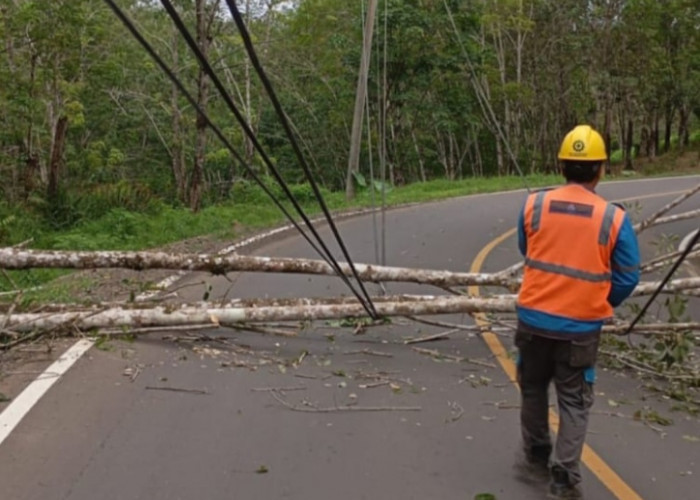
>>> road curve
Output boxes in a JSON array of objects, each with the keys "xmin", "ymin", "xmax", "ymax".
[{"xmin": 0, "ymin": 176, "xmax": 699, "ymax": 500}]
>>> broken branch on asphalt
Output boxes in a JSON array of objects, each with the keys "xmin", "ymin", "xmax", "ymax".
[
  {"xmin": 269, "ymin": 390, "xmax": 421, "ymax": 413},
  {"xmin": 633, "ymin": 182, "xmax": 700, "ymax": 233},
  {"xmin": 1, "ymin": 184, "xmax": 698, "ymax": 353},
  {"xmin": 2, "ymin": 283, "xmax": 700, "ymax": 337},
  {"xmin": 145, "ymin": 386, "xmax": 209, "ymax": 395},
  {"xmin": 411, "ymin": 346, "xmax": 496, "ymax": 368}
]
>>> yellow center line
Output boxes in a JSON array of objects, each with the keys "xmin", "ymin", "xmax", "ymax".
[{"xmin": 463, "ymin": 185, "xmax": 692, "ymax": 500}]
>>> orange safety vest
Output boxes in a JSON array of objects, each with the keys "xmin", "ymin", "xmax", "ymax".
[{"xmin": 518, "ymin": 184, "xmax": 625, "ymax": 322}]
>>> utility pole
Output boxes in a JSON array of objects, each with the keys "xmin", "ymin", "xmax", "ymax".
[{"xmin": 345, "ymin": 0, "xmax": 378, "ymax": 201}]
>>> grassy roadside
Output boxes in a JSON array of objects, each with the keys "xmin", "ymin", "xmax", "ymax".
[
  {"xmin": 0, "ymin": 173, "xmax": 558, "ymax": 296},
  {"xmin": 1, "ymin": 163, "xmax": 697, "ymax": 297},
  {"xmin": 5, "ymin": 173, "xmax": 559, "ymax": 251}
]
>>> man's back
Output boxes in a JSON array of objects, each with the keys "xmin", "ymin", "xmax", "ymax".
[{"xmin": 517, "ymin": 183, "xmax": 639, "ymax": 338}]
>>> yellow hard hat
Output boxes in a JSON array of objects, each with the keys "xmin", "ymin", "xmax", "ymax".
[{"xmin": 558, "ymin": 125, "xmax": 607, "ymax": 161}]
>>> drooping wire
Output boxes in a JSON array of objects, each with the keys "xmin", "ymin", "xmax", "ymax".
[
  {"xmin": 624, "ymin": 226, "xmax": 700, "ymax": 336},
  {"xmin": 157, "ymin": 0, "xmax": 376, "ymax": 317},
  {"xmin": 101, "ymin": 0, "xmax": 311, "ymax": 250},
  {"xmin": 224, "ymin": 0, "xmax": 378, "ymax": 318},
  {"xmin": 102, "ymin": 0, "xmax": 377, "ymax": 316}
]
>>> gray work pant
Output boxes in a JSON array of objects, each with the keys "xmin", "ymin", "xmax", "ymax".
[{"xmin": 515, "ymin": 330, "xmax": 597, "ymax": 485}]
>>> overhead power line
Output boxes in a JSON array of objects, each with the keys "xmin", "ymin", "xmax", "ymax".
[
  {"xmin": 105, "ymin": 0, "xmax": 376, "ymax": 317},
  {"xmin": 224, "ymin": 0, "xmax": 378, "ymax": 317},
  {"xmin": 157, "ymin": 0, "xmax": 376, "ymax": 317},
  {"xmin": 625, "ymin": 226, "xmax": 700, "ymax": 335}
]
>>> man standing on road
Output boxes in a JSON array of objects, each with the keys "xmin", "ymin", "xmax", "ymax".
[{"xmin": 515, "ymin": 125, "xmax": 640, "ymax": 498}]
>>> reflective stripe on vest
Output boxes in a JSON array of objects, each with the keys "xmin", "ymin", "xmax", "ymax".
[
  {"xmin": 598, "ymin": 203, "xmax": 618, "ymax": 245},
  {"xmin": 531, "ymin": 191, "xmax": 547, "ymax": 232},
  {"xmin": 518, "ymin": 185, "xmax": 624, "ymax": 322},
  {"xmin": 524, "ymin": 257, "xmax": 612, "ymax": 282}
]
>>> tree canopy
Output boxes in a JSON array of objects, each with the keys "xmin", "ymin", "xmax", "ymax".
[{"xmin": 0, "ymin": 0, "xmax": 698, "ymax": 226}]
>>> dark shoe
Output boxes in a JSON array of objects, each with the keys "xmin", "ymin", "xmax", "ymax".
[{"xmin": 548, "ymin": 466, "xmax": 583, "ymax": 499}]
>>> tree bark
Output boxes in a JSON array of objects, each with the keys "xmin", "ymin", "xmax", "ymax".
[
  {"xmin": 624, "ymin": 119, "xmax": 634, "ymax": 170},
  {"xmin": 190, "ymin": 0, "xmax": 212, "ymax": 212},
  {"xmin": 2, "ymin": 295, "xmax": 516, "ymax": 334},
  {"xmin": 3, "ymin": 292, "xmax": 699, "ymax": 335},
  {"xmin": 0, "ymin": 248, "xmax": 515, "ymax": 288},
  {"xmin": 663, "ymin": 105, "xmax": 674, "ymax": 152},
  {"xmin": 171, "ymin": 26, "xmax": 187, "ymax": 203},
  {"xmin": 678, "ymin": 103, "xmax": 690, "ymax": 151},
  {"xmin": 2, "ymin": 249, "xmax": 698, "ymax": 294},
  {"xmin": 47, "ymin": 116, "xmax": 68, "ymax": 203}
]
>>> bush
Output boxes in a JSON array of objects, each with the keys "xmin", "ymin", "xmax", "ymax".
[
  {"xmin": 689, "ymin": 130, "xmax": 700, "ymax": 146},
  {"xmin": 231, "ymin": 179, "xmax": 331, "ymax": 206},
  {"xmin": 72, "ymin": 181, "xmax": 157, "ymax": 219},
  {"xmin": 609, "ymin": 149, "xmax": 623, "ymax": 164}
]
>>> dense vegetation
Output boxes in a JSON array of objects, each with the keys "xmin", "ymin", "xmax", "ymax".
[{"xmin": 0, "ymin": 0, "xmax": 699, "ymax": 239}]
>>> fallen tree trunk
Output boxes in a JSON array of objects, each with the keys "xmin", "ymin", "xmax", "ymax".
[
  {"xmin": 4, "ymin": 289, "xmax": 700, "ymax": 335},
  {"xmin": 3, "ymin": 295, "xmax": 516, "ymax": 333},
  {"xmin": 633, "ymin": 208, "xmax": 700, "ymax": 232},
  {"xmin": 633, "ymin": 182, "xmax": 700, "ymax": 233},
  {"xmin": 2, "ymin": 248, "xmax": 699, "ymax": 294},
  {"xmin": 641, "ymin": 248, "xmax": 700, "ymax": 274},
  {"xmin": 0, "ymin": 248, "xmax": 516, "ymax": 288},
  {"xmin": 631, "ymin": 276, "xmax": 700, "ymax": 295}
]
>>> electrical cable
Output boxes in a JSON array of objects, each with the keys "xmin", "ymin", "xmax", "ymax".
[
  {"xmin": 102, "ymin": 0, "xmax": 314, "ymax": 239},
  {"xmin": 224, "ymin": 0, "xmax": 378, "ymax": 318},
  {"xmin": 102, "ymin": 0, "xmax": 320, "ymax": 254},
  {"xmin": 102, "ymin": 0, "xmax": 379, "ymax": 316},
  {"xmin": 625, "ymin": 226, "xmax": 700, "ymax": 335},
  {"xmin": 157, "ymin": 0, "xmax": 376, "ymax": 316}
]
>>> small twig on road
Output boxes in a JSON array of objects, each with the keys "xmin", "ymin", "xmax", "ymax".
[
  {"xmin": 446, "ymin": 401, "xmax": 465, "ymax": 422},
  {"xmin": 405, "ymin": 315, "xmax": 479, "ymax": 332},
  {"xmin": 269, "ymin": 391, "xmax": 421, "ymax": 413},
  {"xmin": 411, "ymin": 346, "xmax": 496, "ymax": 368},
  {"xmin": 101, "ymin": 324, "xmax": 222, "ymax": 337},
  {"xmin": 145, "ymin": 386, "xmax": 209, "ymax": 395},
  {"xmin": 358, "ymin": 380, "xmax": 390, "ymax": 389},
  {"xmin": 601, "ymin": 349, "xmax": 700, "ymax": 382},
  {"xmin": 483, "ymin": 400, "xmax": 520, "ymax": 410},
  {"xmin": 251, "ymin": 386, "xmax": 307, "ymax": 393},
  {"xmin": 405, "ymin": 328, "xmax": 460, "ymax": 344},
  {"xmin": 343, "ymin": 348, "xmax": 393, "ymax": 358},
  {"xmin": 123, "ymin": 366, "xmax": 142, "ymax": 382},
  {"xmin": 226, "ymin": 322, "xmax": 298, "ymax": 338},
  {"xmin": 405, "ymin": 315, "xmax": 512, "ymax": 337}
]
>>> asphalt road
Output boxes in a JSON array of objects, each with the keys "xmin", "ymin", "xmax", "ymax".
[{"xmin": 1, "ymin": 176, "xmax": 699, "ymax": 500}]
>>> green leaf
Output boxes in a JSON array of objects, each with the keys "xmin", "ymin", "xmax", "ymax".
[{"xmin": 352, "ymin": 171, "xmax": 367, "ymax": 188}]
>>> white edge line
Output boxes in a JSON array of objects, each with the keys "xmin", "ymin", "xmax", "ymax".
[{"xmin": 0, "ymin": 339, "xmax": 94, "ymax": 447}]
